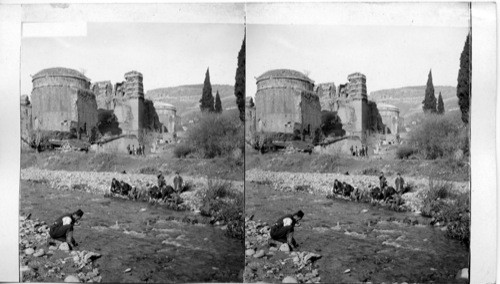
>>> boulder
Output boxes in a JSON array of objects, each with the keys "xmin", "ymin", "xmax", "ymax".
[
  {"xmin": 282, "ymin": 276, "xmax": 299, "ymax": 283},
  {"xmin": 456, "ymin": 268, "xmax": 469, "ymax": 280},
  {"xmin": 64, "ymin": 275, "xmax": 80, "ymax": 282},
  {"xmin": 279, "ymin": 243, "xmax": 290, "ymax": 252},
  {"xmin": 24, "ymin": 248, "xmax": 35, "ymax": 255},
  {"xmin": 253, "ymin": 249, "xmax": 265, "ymax": 258},
  {"xmin": 245, "ymin": 249, "xmax": 255, "ymax": 256},
  {"xmin": 59, "ymin": 242, "xmax": 70, "ymax": 251}
]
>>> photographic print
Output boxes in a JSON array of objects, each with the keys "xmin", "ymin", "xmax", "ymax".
[
  {"xmin": 18, "ymin": 5, "xmax": 245, "ymax": 282},
  {"xmin": 244, "ymin": 3, "xmax": 472, "ymax": 283}
]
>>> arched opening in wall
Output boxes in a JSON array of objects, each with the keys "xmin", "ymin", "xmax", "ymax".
[{"xmin": 307, "ymin": 124, "xmax": 311, "ymax": 136}]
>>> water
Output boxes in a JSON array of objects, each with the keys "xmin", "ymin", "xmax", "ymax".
[{"xmin": 246, "ymin": 182, "xmax": 469, "ymax": 283}]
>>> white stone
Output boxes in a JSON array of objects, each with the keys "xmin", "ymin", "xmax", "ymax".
[
  {"xmin": 33, "ymin": 249, "xmax": 45, "ymax": 257},
  {"xmin": 64, "ymin": 275, "xmax": 80, "ymax": 282},
  {"xmin": 24, "ymin": 248, "xmax": 35, "ymax": 255},
  {"xmin": 253, "ymin": 249, "xmax": 265, "ymax": 258},
  {"xmin": 279, "ymin": 243, "xmax": 290, "ymax": 252},
  {"xmin": 245, "ymin": 249, "xmax": 255, "ymax": 256},
  {"xmin": 59, "ymin": 242, "xmax": 70, "ymax": 251},
  {"xmin": 282, "ymin": 276, "xmax": 299, "ymax": 283}
]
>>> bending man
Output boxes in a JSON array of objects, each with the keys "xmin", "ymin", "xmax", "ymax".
[
  {"xmin": 270, "ymin": 210, "xmax": 304, "ymax": 250},
  {"xmin": 49, "ymin": 209, "xmax": 84, "ymax": 250}
]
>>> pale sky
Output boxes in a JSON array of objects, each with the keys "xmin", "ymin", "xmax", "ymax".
[
  {"xmin": 246, "ymin": 3, "xmax": 470, "ymax": 97},
  {"xmin": 21, "ymin": 22, "xmax": 245, "ymax": 95}
]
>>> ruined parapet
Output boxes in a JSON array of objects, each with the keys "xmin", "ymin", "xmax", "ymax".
[
  {"xmin": 315, "ymin": 82, "xmax": 336, "ymax": 111},
  {"xmin": 91, "ymin": 81, "xmax": 114, "ymax": 110},
  {"xmin": 255, "ymin": 69, "xmax": 321, "ymax": 135},
  {"xmin": 124, "ymin": 71, "xmax": 144, "ymax": 99},
  {"xmin": 30, "ymin": 67, "xmax": 98, "ymax": 134},
  {"xmin": 346, "ymin": 72, "xmax": 367, "ymax": 100}
]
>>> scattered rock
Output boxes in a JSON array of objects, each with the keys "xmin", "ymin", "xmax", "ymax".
[
  {"xmin": 456, "ymin": 268, "xmax": 468, "ymax": 280},
  {"xmin": 246, "ymin": 249, "xmax": 255, "ymax": 256},
  {"xmin": 124, "ymin": 268, "xmax": 132, "ymax": 273},
  {"xmin": 269, "ymin": 247, "xmax": 278, "ymax": 252},
  {"xmin": 361, "ymin": 209, "xmax": 369, "ymax": 213},
  {"xmin": 253, "ymin": 249, "xmax": 265, "ymax": 258},
  {"xmin": 24, "ymin": 248, "xmax": 35, "ymax": 255},
  {"xmin": 282, "ymin": 276, "xmax": 298, "ymax": 283},
  {"xmin": 59, "ymin": 242, "xmax": 70, "ymax": 251},
  {"xmin": 140, "ymin": 208, "xmax": 147, "ymax": 212},
  {"xmin": 344, "ymin": 269, "xmax": 351, "ymax": 273},
  {"xmin": 279, "ymin": 243, "xmax": 290, "ymax": 252},
  {"xmin": 33, "ymin": 249, "xmax": 45, "ymax": 257},
  {"xmin": 64, "ymin": 275, "xmax": 80, "ymax": 282}
]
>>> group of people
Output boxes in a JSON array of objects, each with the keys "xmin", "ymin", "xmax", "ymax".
[
  {"xmin": 350, "ymin": 145, "xmax": 369, "ymax": 158},
  {"xmin": 127, "ymin": 144, "xmax": 146, "ymax": 155}
]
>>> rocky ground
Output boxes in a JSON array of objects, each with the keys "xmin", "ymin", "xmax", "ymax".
[
  {"xmin": 20, "ymin": 173, "xmax": 244, "ymax": 282},
  {"xmin": 244, "ymin": 218, "xmax": 323, "ymax": 284},
  {"xmin": 245, "ymin": 181, "xmax": 469, "ymax": 283},
  {"xmin": 21, "ymin": 167, "xmax": 243, "ymax": 213},
  {"xmin": 245, "ymin": 169, "xmax": 469, "ymax": 213},
  {"xmin": 19, "ymin": 214, "xmax": 103, "ymax": 282}
]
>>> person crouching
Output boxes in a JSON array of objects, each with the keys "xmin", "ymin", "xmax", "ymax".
[
  {"xmin": 270, "ymin": 210, "xmax": 304, "ymax": 250},
  {"xmin": 49, "ymin": 209, "xmax": 84, "ymax": 250}
]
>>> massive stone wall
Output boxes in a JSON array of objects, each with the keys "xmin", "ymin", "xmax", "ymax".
[
  {"xmin": 91, "ymin": 81, "xmax": 114, "ymax": 110},
  {"xmin": 31, "ymin": 68, "xmax": 98, "ymax": 133},
  {"xmin": 255, "ymin": 69, "xmax": 321, "ymax": 135}
]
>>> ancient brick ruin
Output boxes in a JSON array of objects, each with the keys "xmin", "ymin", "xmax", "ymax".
[
  {"xmin": 31, "ymin": 68, "xmax": 98, "ymax": 134},
  {"xmin": 254, "ymin": 69, "xmax": 322, "ymax": 135},
  {"xmin": 23, "ymin": 67, "xmax": 177, "ymax": 152},
  {"xmin": 251, "ymin": 69, "xmax": 399, "ymax": 143}
]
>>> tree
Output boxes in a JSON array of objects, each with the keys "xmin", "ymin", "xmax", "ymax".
[
  {"xmin": 422, "ymin": 69, "xmax": 437, "ymax": 113},
  {"xmin": 200, "ymin": 68, "xmax": 214, "ymax": 112},
  {"xmin": 437, "ymin": 92, "xmax": 445, "ymax": 114},
  {"xmin": 214, "ymin": 90, "xmax": 223, "ymax": 113},
  {"xmin": 457, "ymin": 33, "xmax": 471, "ymax": 124},
  {"xmin": 234, "ymin": 35, "xmax": 245, "ymax": 122}
]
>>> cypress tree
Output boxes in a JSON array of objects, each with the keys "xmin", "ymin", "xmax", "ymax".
[
  {"xmin": 200, "ymin": 68, "xmax": 214, "ymax": 112},
  {"xmin": 214, "ymin": 90, "xmax": 222, "ymax": 113},
  {"xmin": 235, "ymin": 35, "xmax": 245, "ymax": 122},
  {"xmin": 437, "ymin": 92, "xmax": 445, "ymax": 114},
  {"xmin": 457, "ymin": 33, "xmax": 471, "ymax": 124},
  {"xmin": 422, "ymin": 69, "xmax": 437, "ymax": 113}
]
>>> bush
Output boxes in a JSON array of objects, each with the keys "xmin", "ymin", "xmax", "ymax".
[
  {"xmin": 396, "ymin": 145, "xmax": 417, "ymax": 159},
  {"xmin": 410, "ymin": 112, "xmax": 469, "ymax": 159},
  {"xmin": 198, "ymin": 179, "xmax": 243, "ymax": 239},
  {"xmin": 186, "ymin": 112, "xmax": 244, "ymax": 158},
  {"xmin": 420, "ymin": 179, "xmax": 452, "ymax": 217},
  {"xmin": 173, "ymin": 144, "xmax": 193, "ymax": 158}
]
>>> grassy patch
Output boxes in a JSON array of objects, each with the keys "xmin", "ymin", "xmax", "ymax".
[
  {"xmin": 197, "ymin": 179, "xmax": 243, "ymax": 240},
  {"xmin": 419, "ymin": 179, "xmax": 470, "ymax": 246}
]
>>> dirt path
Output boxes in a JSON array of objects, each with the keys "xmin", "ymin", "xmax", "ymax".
[
  {"xmin": 245, "ymin": 182, "xmax": 468, "ymax": 283},
  {"xmin": 20, "ymin": 180, "xmax": 244, "ymax": 282}
]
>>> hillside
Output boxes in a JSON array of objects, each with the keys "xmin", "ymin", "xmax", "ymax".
[
  {"xmin": 369, "ymin": 86, "xmax": 459, "ymax": 118},
  {"xmin": 146, "ymin": 84, "xmax": 236, "ymax": 120}
]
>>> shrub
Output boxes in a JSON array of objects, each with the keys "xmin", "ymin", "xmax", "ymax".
[
  {"xmin": 173, "ymin": 144, "xmax": 193, "ymax": 158},
  {"xmin": 186, "ymin": 112, "xmax": 243, "ymax": 158},
  {"xmin": 396, "ymin": 145, "xmax": 417, "ymax": 159},
  {"xmin": 198, "ymin": 179, "xmax": 243, "ymax": 239},
  {"xmin": 409, "ymin": 111, "xmax": 468, "ymax": 159}
]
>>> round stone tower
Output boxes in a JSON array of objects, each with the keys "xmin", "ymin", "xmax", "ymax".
[
  {"xmin": 255, "ymin": 69, "xmax": 321, "ymax": 134},
  {"xmin": 154, "ymin": 102, "xmax": 177, "ymax": 134},
  {"xmin": 31, "ymin": 67, "xmax": 97, "ymax": 133}
]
